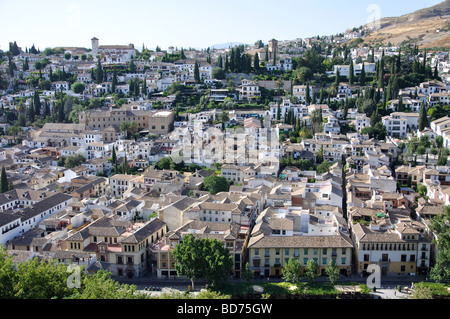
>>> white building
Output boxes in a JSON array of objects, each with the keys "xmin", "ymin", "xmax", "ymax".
[
  {"xmin": 355, "ymin": 113, "xmax": 371, "ymax": 132},
  {"xmin": 238, "ymin": 79, "xmax": 261, "ymax": 101},
  {"xmin": 0, "ymin": 193, "xmax": 72, "ymax": 245},
  {"xmin": 382, "ymin": 112, "xmax": 419, "ymax": 138}
]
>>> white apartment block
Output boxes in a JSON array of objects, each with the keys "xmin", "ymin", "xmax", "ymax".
[{"xmin": 382, "ymin": 112, "xmax": 419, "ymax": 138}]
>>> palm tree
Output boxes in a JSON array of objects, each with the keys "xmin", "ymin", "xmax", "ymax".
[
  {"xmin": 119, "ymin": 121, "xmax": 130, "ymax": 139},
  {"xmin": 128, "ymin": 121, "xmax": 139, "ymax": 138},
  {"xmin": 315, "ymin": 145, "xmax": 325, "ymax": 164},
  {"xmin": 299, "ymin": 127, "xmax": 312, "ymax": 140}
]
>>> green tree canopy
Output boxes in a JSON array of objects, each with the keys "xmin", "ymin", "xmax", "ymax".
[
  {"xmin": 172, "ymin": 234, "xmax": 233, "ymax": 290},
  {"xmin": 282, "ymin": 257, "xmax": 302, "ymax": 285},
  {"xmin": 212, "ymin": 67, "xmax": 226, "ymax": 80},
  {"xmin": 325, "ymin": 260, "xmax": 341, "ymax": 285},
  {"xmin": 202, "ymin": 175, "xmax": 229, "ymax": 195},
  {"xmin": 71, "ymin": 82, "xmax": 86, "ymax": 94},
  {"xmin": 429, "ymin": 206, "xmax": 450, "ymax": 282},
  {"xmin": 304, "ymin": 259, "xmax": 317, "ymax": 283},
  {"xmin": 0, "ymin": 247, "xmax": 141, "ymax": 299}
]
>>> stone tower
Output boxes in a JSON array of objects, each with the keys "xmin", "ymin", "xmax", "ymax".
[
  {"xmin": 91, "ymin": 37, "xmax": 99, "ymax": 56},
  {"xmin": 268, "ymin": 39, "xmax": 278, "ymax": 60}
]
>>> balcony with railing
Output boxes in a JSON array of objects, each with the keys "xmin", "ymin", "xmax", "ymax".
[{"xmin": 2, "ymin": 222, "xmax": 20, "ymax": 235}]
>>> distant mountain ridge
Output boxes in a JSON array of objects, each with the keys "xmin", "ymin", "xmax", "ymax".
[
  {"xmin": 209, "ymin": 42, "xmax": 247, "ymax": 49},
  {"xmin": 361, "ymin": 0, "xmax": 450, "ymax": 48}
]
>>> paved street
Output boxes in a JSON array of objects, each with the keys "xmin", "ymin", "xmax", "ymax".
[{"xmin": 112, "ymin": 271, "xmax": 431, "ymax": 298}]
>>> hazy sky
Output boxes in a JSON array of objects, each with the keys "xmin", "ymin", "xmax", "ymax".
[{"xmin": 0, "ymin": 0, "xmax": 444, "ymax": 52}]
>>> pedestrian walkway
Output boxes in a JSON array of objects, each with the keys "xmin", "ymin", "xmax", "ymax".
[{"xmin": 372, "ymin": 288, "xmax": 414, "ymax": 299}]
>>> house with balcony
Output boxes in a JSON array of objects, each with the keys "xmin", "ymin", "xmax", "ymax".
[
  {"xmin": 150, "ymin": 220, "xmax": 248, "ymax": 278},
  {"xmin": 65, "ymin": 216, "xmax": 167, "ymax": 278},
  {"xmin": 381, "ymin": 114, "xmax": 408, "ymax": 138},
  {"xmin": 247, "ymin": 206, "xmax": 353, "ymax": 278},
  {"xmin": 351, "ymin": 212, "xmax": 432, "ymax": 276},
  {"xmin": 109, "ymin": 174, "xmax": 142, "ymax": 198},
  {"xmin": 238, "ymin": 79, "xmax": 261, "ymax": 101}
]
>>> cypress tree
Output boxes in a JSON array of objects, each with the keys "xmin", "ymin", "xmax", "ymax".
[
  {"xmin": 398, "ymin": 95, "xmax": 404, "ymax": 112},
  {"xmin": 276, "ymin": 101, "xmax": 281, "ymax": 121},
  {"xmin": 96, "ymin": 59, "xmax": 103, "ymax": 84},
  {"xmin": 142, "ymin": 78, "xmax": 147, "ymax": 97},
  {"xmin": 133, "ymin": 79, "xmax": 140, "ymax": 98},
  {"xmin": 378, "ymin": 55, "xmax": 384, "ymax": 88},
  {"xmin": 233, "ymin": 47, "xmax": 241, "ymax": 72},
  {"xmin": 434, "ymin": 64, "xmax": 439, "ymax": 79},
  {"xmin": 122, "ymin": 154, "xmax": 128, "ymax": 174},
  {"xmin": 418, "ymin": 101, "xmax": 428, "ymax": 131},
  {"xmin": 349, "ymin": 60, "xmax": 354, "ymax": 85},
  {"xmin": 391, "ymin": 74, "xmax": 399, "ymax": 99},
  {"xmin": 224, "ymin": 54, "xmax": 229, "ymax": 72},
  {"xmin": 422, "ymin": 49, "xmax": 427, "ymax": 74},
  {"xmin": 359, "ymin": 63, "xmax": 366, "ymax": 86},
  {"xmin": 28, "ymin": 101, "xmax": 35, "ymax": 122},
  {"xmin": 335, "ymin": 68, "xmax": 340, "ymax": 89},
  {"xmin": 253, "ymin": 54, "xmax": 260, "ymax": 73},
  {"xmin": 229, "ymin": 49, "xmax": 235, "ymax": 72},
  {"xmin": 194, "ymin": 61, "xmax": 200, "ymax": 83},
  {"xmin": 305, "ymin": 82, "xmax": 311, "ymax": 105},
  {"xmin": 58, "ymin": 89, "xmax": 64, "ymax": 122},
  {"xmin": 1, "ymin": 166, "xmax": 8, "ymax": 194},
  {"xmin": 23, "ymin": 58, "xmax": 29, "ymax": 71},
  {"xmin": 112, "ymin": 147, "xmax": 117, "ymax": 166},
  {"xmin": 43, "ymin": 100, "xmax": 50, "ymax": 117},
  {"xmin": 33, "ymin": 90, "xmax": 41, "ymax": 117}
]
